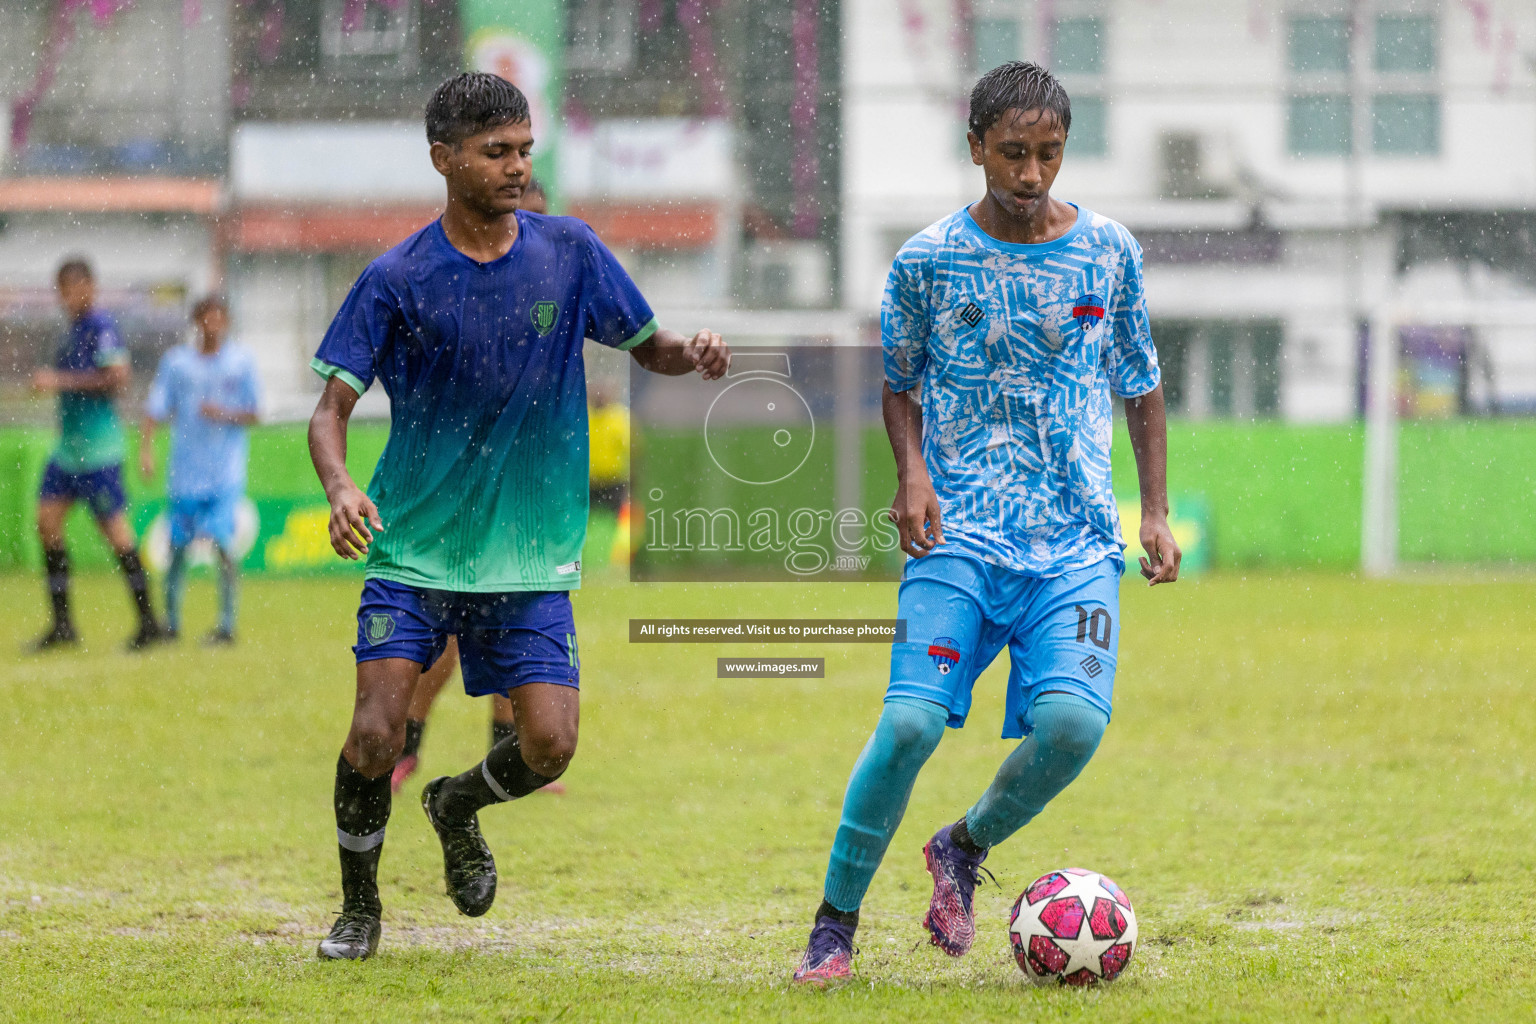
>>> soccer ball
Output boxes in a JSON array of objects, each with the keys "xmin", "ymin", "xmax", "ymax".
[{"xmin": 1008, "ymin": 868, "xmax": 1137, "ymax": 986}]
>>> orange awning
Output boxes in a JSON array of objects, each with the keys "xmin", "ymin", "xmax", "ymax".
[{"xmin": 0, "ymin": 177, "xmax": 222, "ymax": 214}]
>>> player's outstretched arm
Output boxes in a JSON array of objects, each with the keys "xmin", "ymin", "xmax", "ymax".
[
  {"xmin": 32, "ymin": 363, "xmax": 128, "ymax": 396},
  {"xmin": 629, "ymin": 328, "xmax": 730, "ymax": 380},
  {"xmin": 883, "ymin": 382, "xmax": 943, "ymax": 558},
  {"xmin": 308, "ymin": 376, "xmax": 382, "ymax": 561},
  {"xmin": 1124, "ymin": 383, "xmax": 1180, "ymax": 586}
]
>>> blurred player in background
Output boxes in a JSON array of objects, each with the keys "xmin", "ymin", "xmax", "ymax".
[
  {"xmin": 794, "ymin": 63, "xmax": 1180, "ymax": 984},
  {"xmin": 140, "ymin": 296, "xmax": 262, "ymax": 645},
  {"xmin": 390, "ymin": 178, "xmax": 556, "ymax": 796},
  {"xmin": 30, "ymin": 257, "xmax": 163, "ymax": 652},
  {"xmin": 308, "ymin": 74, "xmax": 728, "ymax": 961}
]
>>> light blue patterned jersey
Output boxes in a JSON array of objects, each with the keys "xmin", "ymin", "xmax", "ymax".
[{"xmin": 882, "ymin": 204, "xmax": 1160, "ymax": 577}]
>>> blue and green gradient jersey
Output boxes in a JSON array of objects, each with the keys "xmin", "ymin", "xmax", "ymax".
[
  {"xmin": 882, "ymin": 204, "xmax": 1160, "ymax": 577},
  {"xmin": 312, "ymin": 213, "xmax": 658, "ymax": 592},
  {"xmin": 52, "ymin": 309, "xmax": 130, "ymax": 472}
]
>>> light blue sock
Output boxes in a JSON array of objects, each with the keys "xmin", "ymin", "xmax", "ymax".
[
  {"xmin": 964, "ymin": 692, "xmax": 1108, "ymax": 849},
  {"xmin": 823, "ymin": 696, "xmax": 948, "ymax": 913},
  {"xmin": 164, "ymin": 544, "xmax": 188, "ymax": 635},
  {"xmin": 215, "ymin": 545, "xmax": 238, "ymax": 635}
]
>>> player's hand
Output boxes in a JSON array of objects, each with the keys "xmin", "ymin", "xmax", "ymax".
[
  {"xmin": 1138, "ymin": 513, "xmax": 1181, "ymax": 586},
  {"xmin": 683, "ymin": 330, "xmax": 730, "ymax": 381},
  {"xmin": 199, "ymin": 401, "xmax": 227, "ymax": 423},
  {"xmin": 328, "ymin": 484, "xmax": 383, "ymax": 560},
  {"xmin": 31, "ymin": 369, "xmax": 58, "ymax": 393},
  {"xmin": 138, "ymin": 447, "xmax": 155, "ymax": 481},
  {"xmin": 890, "ymin": 476, "xmax": 944, "ymax": 558}
]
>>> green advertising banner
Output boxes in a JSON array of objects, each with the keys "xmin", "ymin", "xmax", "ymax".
[{"xmin": 461, "ymin": 0, "xmax": 566, "ymax": 206}]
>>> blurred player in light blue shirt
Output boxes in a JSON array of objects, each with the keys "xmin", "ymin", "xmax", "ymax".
[{"xmin": 141, "ymin": 295, "xmax": 261, "ymax": 644}]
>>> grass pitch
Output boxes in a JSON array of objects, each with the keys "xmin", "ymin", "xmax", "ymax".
[{"xmin": 0, "ymin": 570, "xmax": 1532, "ymax": 1022}]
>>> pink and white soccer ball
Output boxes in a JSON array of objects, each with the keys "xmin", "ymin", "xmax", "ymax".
[{"xmin": 1008, "ymin": 868, "xmax": 1137, "ymax": 986}]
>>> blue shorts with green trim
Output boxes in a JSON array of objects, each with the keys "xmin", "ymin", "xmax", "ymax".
[
  {"xmin": 885, "ymin": 548, "xmax": 1121, "ymax": 739},
  {"xmin": 353, "ymin": 579, "xmax": 578, "ymax": 697}
]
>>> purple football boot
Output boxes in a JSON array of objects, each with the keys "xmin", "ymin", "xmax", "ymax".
[
  {"xmin": 923, "ymin": 823, "xmax": 990, "ymax": 957},
  {"xmin": 793, "ymin": 916, "xmax": 856, "ymax": 985}
]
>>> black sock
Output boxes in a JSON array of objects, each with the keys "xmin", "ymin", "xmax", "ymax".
[
  {"xmin": 815, "ymin": 900, "xmax": 860, "ymax": 931},
  {"xmin": 490, "ymin": 719, "xmax": 515, "ymax": 750},
  {"xmin": 334, "ymin": 753, "xmax": 390, "ymax": 913},
  {"xmin": 43, "ymin": 546, "xmax": 71, "ymax": 630},
  {"xmin": 116, "ymin": 548, "xmax": 155, "ymax": 626},
  {"xmin": 435, "ymin": 733, "xmax": 557, "ymax": 827},
  {"xmin": 950, "ymin": 817, "xmax": 986, "ymax": 857},
  {"xmin": 400, "ymin": 719, "xmax": 425, "ymax": 760}
]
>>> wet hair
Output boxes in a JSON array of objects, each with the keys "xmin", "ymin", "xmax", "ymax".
[
  {"xmin": 425, "ymin": 72, "xmax": 531, "ymax": 147},
  {"xmin": 56, "ymin": 257, "xmax": 93, "ymax": 284},
  {"xmin": 191, "ymin": 294, "xmax": 227, "ymax": 320},
  {"xmin": 968, "ymin": 61, "xmax": 1072, "ymax": 141}
]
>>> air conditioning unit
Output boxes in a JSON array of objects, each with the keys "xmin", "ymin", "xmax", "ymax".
[
  {"xmin": 1159, "ymin": 131, "xmax": 1238, "ymax": 201},
  {"xmin": 743, "ymin": 241, "xmax": 832, "ymax": 309}
]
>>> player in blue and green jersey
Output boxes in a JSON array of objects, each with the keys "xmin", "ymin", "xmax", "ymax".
[
  {"xmin": 794, "ymin": 63, "xmax": 1181, "ymax": 984},
  {"xmin": 308, "ymin": 74, "xmax": 729, "ymax": 961},
  {"xmin": 31, "ymin": 258, "xmax": 163, "ymax": 652}
]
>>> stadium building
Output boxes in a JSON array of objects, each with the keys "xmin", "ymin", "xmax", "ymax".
[
  {"xmin": 0, "ymin": 0, "xmax": 1532, "ymax": 426},
  {"xmin": 841, "ymin": 0, "xmax": 1536, "ymax": 421}
]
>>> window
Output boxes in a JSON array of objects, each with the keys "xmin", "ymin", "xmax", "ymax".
[
  {"xmin": 1373, "ymin": 94, "xmax": 1439, "ymax": 154},
  {"xmin": 973, "ymin": 17, "xmax": 1021, "ymax": 73},
  {"xmin": 1152, "ymin": 320, "xmax": 1282, "ymax": 419},
  {"xmin": 1285, "ymin": 10, "xmax": 1441, "ymax": 159},
  {"xmin": 569, "ymin": 0, "xmax": 637, "ymax": 72},
  {"xmin": 1371, "ymin": 13, "xmax": 1438, "ymax": 156},
  {"xmin": 1053, "ymin": 17, "xmax": 1104, "ymax": 74},
  {"xmin": 1289, "ymin": 94, "xmax": 1352, "ymax": 155},
  {"xmin": 1069, "ymin": 96, "xmax": 1108, "ymax": 157},
  {"xmin": 1288, "ymin": 16, "xmax": 1351, "ymax": 72},
  {"xmin": 1375, "ymin": 14, "xmax": 1436, "ymax": 72},
  {"xmin": 1050, "ymin": 14, "xmax": 1108, "ymax": 158},
  {"xmin": 321, "ymin": 0, "xmax": 419, "ymax": 76},
  {"xmin": 1286, "ymin": 14, "xmax": 1351, "ymax": 156}
]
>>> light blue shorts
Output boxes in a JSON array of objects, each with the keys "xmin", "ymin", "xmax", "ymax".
[
  {"xmin": 885, "ymin": 548, "xmax": 1121, "ymax": 739},
  {"xmin": 168, "ymin": 492, "xmax": 241, "ymax": 549}
]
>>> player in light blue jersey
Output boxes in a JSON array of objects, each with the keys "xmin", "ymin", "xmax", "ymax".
[
  {"xmin": 795, "ymin": 62, "xmax": 1181, "ymax": 985},
  {"xmin": 141, "ymin": 295, "xmax": 261, "ymax": 645}
]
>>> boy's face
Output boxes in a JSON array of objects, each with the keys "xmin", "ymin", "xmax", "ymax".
[
  {"xmin": 967, "ymin": 108, "xmax": 1068, "ymax": 217},
  {"xmin": 195, "ymin": 306, "xmax": 228, "ymax": 344},
  {"xmin": 57, "ymin": 273, "xmax": 94, "ymax": 320},
  {"xmin": 431, "ymin": 120, "xmax": 535, "ymax": 217}
]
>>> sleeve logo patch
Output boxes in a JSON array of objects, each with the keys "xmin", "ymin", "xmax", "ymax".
[
  {"xmin": 365, "ymin": 612, "xmax": 397, "ymax": 645},
  {"xmin": 532, "ymin": 300, "xmax": 560, "ymax": 335},
  {"xmin": 1071, "ymin": 294, "xmax": 1106, "ymax": 330}
]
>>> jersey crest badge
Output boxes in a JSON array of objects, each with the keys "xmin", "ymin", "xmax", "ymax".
[
  {"xmin": 1071, "ymin": 294, "xmax": 1105, "ymax": 330},
  {"xmin": 531, "ymin": 300, "xmax": 560, "ymax": 335},
  {"xmin": 928, "ymin": 636, "xmax": 961, "ymax": 675},
  {"xmin": 957, "ymin": 302, "xmax": 984, "ymax": 328},
  {"xmin": 365, "ymin": 612, "xmax": 396, "ymax": 645}
]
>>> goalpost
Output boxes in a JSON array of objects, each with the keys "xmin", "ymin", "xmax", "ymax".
[{"xmin": 1360, "ymin": 297, "xmax": 1536, "ymax": 576}]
